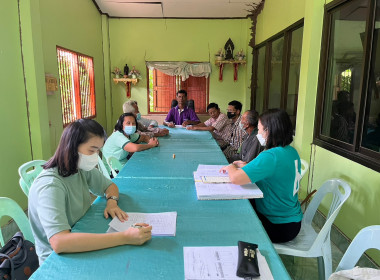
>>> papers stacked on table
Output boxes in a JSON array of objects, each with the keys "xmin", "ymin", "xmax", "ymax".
[
  {"xmin": 107, "ymin": 212, "xmax": 177, "ymax": 236},
  {"xmin": 184, "ymin": 246, "xmax": 274, "ymax": 280},
  {"xmin": 193, "ymin": 164, "xmax": 263, "ymax": 200}
]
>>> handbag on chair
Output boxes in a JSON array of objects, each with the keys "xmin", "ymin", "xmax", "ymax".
[{"xmin": 0, "ymin": 232, "xmax": 39, "ymax": 280}]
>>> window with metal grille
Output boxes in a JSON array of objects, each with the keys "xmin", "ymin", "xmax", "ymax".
[
  {"xmin": 57, "ymin": 47, "xmax": 96, "ymax": 126},
  {"xmin": 147, "ymin": 68, "xmax": 209, "ymax": 114}
]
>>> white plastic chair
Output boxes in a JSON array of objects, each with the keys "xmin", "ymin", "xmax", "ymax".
[
  {"xmin": 335, "ymin": 225, "xmax": 380, "ymax": 272},
  {"xmin": 107, "ymin": 156, "xmax": 122, "ymax": 178},
  {"xmin": 274, "ymin": 179, "xmax": 351, "ymax": 280},
  {"xmin": 0, "ymin": 197, "xmax": 34, "ymax": 246},
  {"xmin": 300, "ymin": 159, "xmax": 309, "ymax": 180},
  {"xmin": 18, "ymin": 160, "xmax": 46, "ymax": 196},
  {"xmin": 97, "ymin": 156, "xmax": 111, "ymax": 179}
]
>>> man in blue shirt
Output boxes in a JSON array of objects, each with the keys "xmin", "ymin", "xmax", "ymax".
[{"xmin": 163, "ymin": 90, "xmax": 200, "ymax": 127}]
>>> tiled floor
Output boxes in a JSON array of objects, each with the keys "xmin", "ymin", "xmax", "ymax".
[{"xmin": 280, "ymin": 241, "xmax": 344, "ymax": 279}]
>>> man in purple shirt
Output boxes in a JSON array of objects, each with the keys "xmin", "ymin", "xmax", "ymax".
[{"xmin": 163, "ymin": 90, "xmax": 200, "ymax": 127}]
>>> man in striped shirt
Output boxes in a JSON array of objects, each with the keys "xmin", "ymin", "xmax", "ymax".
[
  {"xmin": 186, "ymin": 102, "xmax": 230, "ymax": 147},
  {"xmin": 223, "ymin": 100, "xmax": 247, "ymax": 162}
]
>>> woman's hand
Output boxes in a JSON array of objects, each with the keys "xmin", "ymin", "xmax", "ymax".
[
  {"xmin": 123, "ymin": 223, "xmax": 152, "ymax": 245},
  {"xmin": 186, "ymin": 125, "xmax": 194, "ymax": 130},
  {"xmin": 219, "ymin": 164, "xmax": 233, "ymax": 174},
  {"xmin": 148, "ymin": 137, "xmax": 159, "ymax": 147},
  {"xmin": 232, "ymin": 160, "xmax": 247, "ymax": 168},
  {"xmin": 104, "ymin": 200, "xmax": 128, "ymax": 222}
]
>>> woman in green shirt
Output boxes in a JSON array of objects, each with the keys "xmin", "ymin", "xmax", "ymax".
[
  {"xmin": 28, "ymin": 119, "xmax": 152, "ymax": 264},
  {"xmin": 221, "ymin": 109, "xmax": 303, "ymax": 243}
]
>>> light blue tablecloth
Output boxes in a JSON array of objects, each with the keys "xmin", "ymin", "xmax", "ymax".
[{"xmin": 30, "ymin": 129, "xmax": 291, "ymax": 280}]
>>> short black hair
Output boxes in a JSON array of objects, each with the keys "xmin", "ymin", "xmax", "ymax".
[
  {"xmin": 259, "ymin": 109, "xmax": 293, "ymax": 149},
  {"xmin": 114, "ymin": 113, "xmax": 138, "ymax": 133},
  {"xmin": 207, "ymin": 103, "xmax": 219, "ymax": 111},
  {"xmin": 44, "ymin": 119, "xmax": 105, "ymax": 177},
  {"xmin": 245, "ymin": 110, "xmax": 259, "ymax": 127},
  {"xmin": 177, "ymin": 89, "xmax": 187, "ymax": 97},
  {"xmin": 228, "ymin": 100, "xmax": 242, "ymax": 112}
]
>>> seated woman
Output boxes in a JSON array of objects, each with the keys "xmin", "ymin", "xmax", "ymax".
[
  {"xmin": 123, "ymin": 100, "xmax": 169, "ymax": 137},
  {"xmin": 103, "ymin": 113, "xmax": 159, "ymax": 166},
  {"xmin": 221, "ymin": 109, "xmax": 302, "ymax": 243},
  {"xmin": 28, "ymin": 119, "xmax": 152, "ymax": 264}
]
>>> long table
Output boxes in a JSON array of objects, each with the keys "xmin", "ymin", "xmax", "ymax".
[{"xmin": 30, "ymin": 127, "xmax": 291, "ymax": 279}]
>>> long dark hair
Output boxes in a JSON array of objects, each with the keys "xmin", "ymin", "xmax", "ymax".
[
  {"xmin": 259, "ymin": 109, "xmax": 293, "ymax": 149},
  {"xmin": 114, "ymin": 113, "xmax": 139, "ymax": 133},
  {"xmin": 44, "ymin": 119, "xmax": 106, "ymax": 177}
]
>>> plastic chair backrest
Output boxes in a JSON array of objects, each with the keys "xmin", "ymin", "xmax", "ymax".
[
  {"xmin": 335, "ymin": 225, "xmax": 380, "ymax": 272},
  {"xmin": 97, "ymin": 156, "xmax": 111, "ymax": 179},
  {"xmin": 300, "ymin": 159, "xmax": 309, "ymax": 179},
  {"xmin": 304, "ymin": 179, "xmax": 351, "ymax": 252},
  {"xmin": 187, "ymin": 99, "xmax": 195, "ymax": 111},
  {"xmin": 107, "ymin": 156, "xmax": 122, "ymax": 178},
  {"xmin": 18, "ymin": 160, "xmax": 46, "ymax": 196},
  {"xmin": 0, "ymin": 197, "xmax": 34, "ymax": 246},
  {"xmin": 171, "ymin": 99, "xmax": 178, "ymax": 108}
]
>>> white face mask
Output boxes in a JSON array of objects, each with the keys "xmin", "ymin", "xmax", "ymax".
[
  {"xmin": 256, "ymin": 133, "xmax": 267, "ymax": 146},
  {"xmin": 124, "ymin": 125, "xmax": 136, "ymax": 135},
  {"xmin": 78, "ymin": 152, "xmax": 98, "ymax": 171},
  {"xmin": 239, "ymin": 122, "xmax": 245, "ymax": 130}
]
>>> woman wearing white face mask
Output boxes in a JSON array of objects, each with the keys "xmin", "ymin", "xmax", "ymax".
[
  {"xmin": 220, "ymin": 109, "xmax": 302, "ymax": 243},
  {"xmin": 102, "ymin": 113, "xmax": 159, "ymax": 167},
  {"xmin": 28, "ymin": 119, "xmax": 152, "ymax": 264}
]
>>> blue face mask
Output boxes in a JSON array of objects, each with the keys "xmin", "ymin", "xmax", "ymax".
[
  {"xmin": 124, "ymin": 125, "xmax": 136, "ymax": 135},
  {"xmin": 136, "ymin": 113, "xmax": 141, "ymax": 120}
]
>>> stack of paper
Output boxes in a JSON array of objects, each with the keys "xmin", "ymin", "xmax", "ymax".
[
  {"xmin": 107, "ymin": 212, "xmax": 177, "ymax": 236},
  {"xmin": 193, "ymin": 165, "xmax": 263, "ymax": 200},
  {"xmin": 195, "ymin": 182, "xmax": 263, "ymax": 200},
  {"xmin": 184, "ymin": 246, "xmax": 274, "ymax": 280}
]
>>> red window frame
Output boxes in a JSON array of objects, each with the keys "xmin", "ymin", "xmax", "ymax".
[
  {"xmin": 57, "ymin": 47, "xmax": 96, "ymax": 126},
  {"xmin": 147, "ymin": 67, "xmax": 209, "ymax": 114}
]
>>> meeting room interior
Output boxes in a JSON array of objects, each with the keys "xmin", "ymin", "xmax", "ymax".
[{"xmin": 1, "ymin": 0, "xmax": 380, "ymax": 279}]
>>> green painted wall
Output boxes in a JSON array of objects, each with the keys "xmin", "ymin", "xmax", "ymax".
[
  {"xmin": 108, "ymin": 18, "xmax": 252, "ymax": 129},
  {"xmin": 257, "ymin": 0, "xmax": 380, "ymax": 264},
  {"xmin": 39, "ymin": 0, "xmax": 107, "ymax": 153},
  {"xmin": 0, "ymin": 0, "xmax": 32, "ymax": 222},
  {"xmin": 255, "ymin": 0, "xmax": 305, "ymax": 45}
]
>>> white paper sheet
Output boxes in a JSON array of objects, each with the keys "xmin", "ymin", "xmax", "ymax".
[
  {"xmin": 195, "ymin": 182, "xmax": 263, "ymax": 200},
  {"xmin": 108, "ymin": 212, "xmax": 177, "ymax": 236},
  {"xmin": 183, "ymin": 246, "xmax": 273, "ymax": 280}
]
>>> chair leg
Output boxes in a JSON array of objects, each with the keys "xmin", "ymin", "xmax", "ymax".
[
  {"xmin": 322, "ymin": 243, "xmax": 332, "ymax": 280},
  {"xmin": 317, "ymin": 256, "xmax": 325, "ymax": 280}
]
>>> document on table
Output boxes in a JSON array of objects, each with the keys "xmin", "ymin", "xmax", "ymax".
[
  {"xmin": 195, "ymin": 182, "xmax": 263, "ymax": 200},
  {"xmin": 183, "ymin": 246, "xmax": 273, "ymax": 280},
  {"xmin": 108, "ymin": 212, "xmax": 177, "ymax": 236},
  {"xmin": 194, "ymin": 164, "xmax": 230, "ymax": 183}
]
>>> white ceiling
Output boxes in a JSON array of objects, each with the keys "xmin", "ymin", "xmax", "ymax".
[{"xmin": 94, "ymin": 0, "xmax": 262, "ymax": 18}]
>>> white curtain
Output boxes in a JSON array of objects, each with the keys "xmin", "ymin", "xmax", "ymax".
[{"xmin": 146, "ymin": 61, "xmax": 211, "ymax": 81}]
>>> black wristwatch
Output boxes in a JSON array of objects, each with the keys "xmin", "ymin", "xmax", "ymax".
[{"xmin": 106, "ymin": 195, "xmax": 119, "ymax": 202}]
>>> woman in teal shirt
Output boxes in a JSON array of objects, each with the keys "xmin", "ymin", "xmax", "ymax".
[
  {"xmin": 221, "ymin": 109, "xmax": 302, "ymax": 243},
  {"xmin": 29, "ymin": 119, "xmax": 152, "ymax": 264},
  {"xmin": 103, "ymin": 113, "xmax": 159, "ymax": 166}
]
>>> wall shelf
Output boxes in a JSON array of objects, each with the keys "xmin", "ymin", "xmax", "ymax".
[
  {"xmin": 215, "ymin": 60, "xmax": 246, "ymax": 81},
  {"xmin": 113, "ymin": 77, "xmax": 139, "ymax": 98},
  {"xmin": 214, "ymin": 60, "xmax": 246, "ymax": 66}
]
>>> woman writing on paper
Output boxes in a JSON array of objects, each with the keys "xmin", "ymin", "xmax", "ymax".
[
  {"xmin": 102, "ymin": 113, "xmax": 159, "ymax": 167},
  {"xmin": 28, "ymin": 119, "xmax": 152, "ymax": 264},
  {"xmin": 221, "ymin": 109, "xmax": 302, "ymax": 243}
]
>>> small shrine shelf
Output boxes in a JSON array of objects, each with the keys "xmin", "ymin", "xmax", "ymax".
[
  {"xmin": 214, "ymin": 60, "xmax": 246, "ymax": 82},
  {"xmin": 113, "ymin": 78, "xmax": 139, "ymax": 98}
]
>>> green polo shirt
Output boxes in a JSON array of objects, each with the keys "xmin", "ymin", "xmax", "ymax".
[
  {"xmin": 28, "ymin": 167, "xmax": 113, "ymax": 264},
  {"xmin": 102, "ymin": 131, "xmax": 140, "ymax": 165},
  {"xmin": 242, "ymin": 145, "xmax": 303, "ymax": 224}
]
